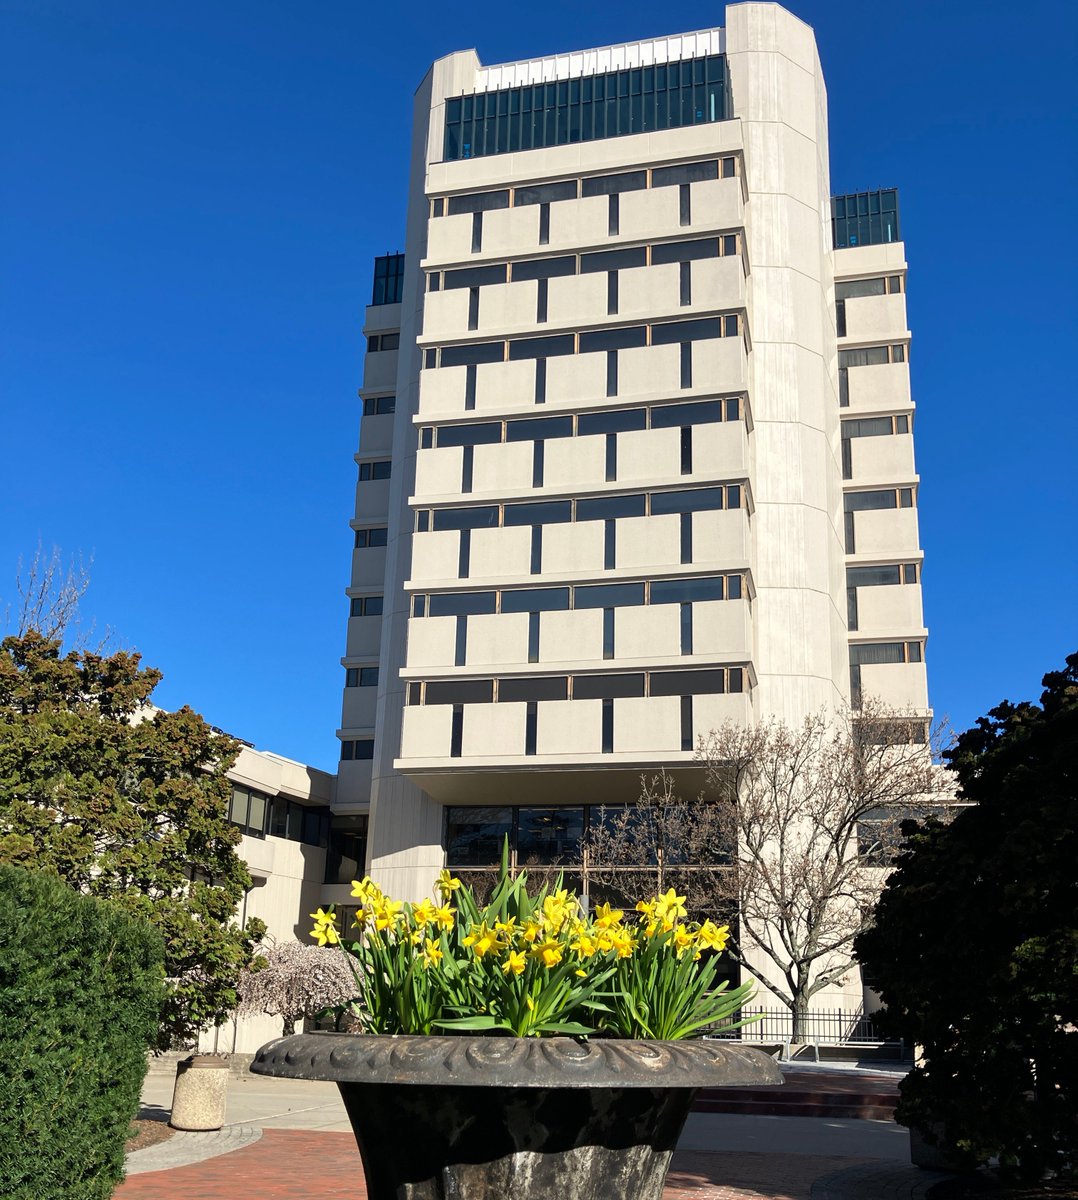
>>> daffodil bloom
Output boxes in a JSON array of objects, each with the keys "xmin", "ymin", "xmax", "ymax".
[
  {"xmin": 654, "ymin": 888, "xmax": 687, "ymax": 923},
  {"xmin": 673, "ymin": 926, "xmax": 695, "ymax": 956},
  {"xmin": 411, "ymin": 898, "xmax": 437, "ymax": 927},
  {"xmin": 309, "ymin": 908, "xmax": 340, "ymax": 947},
  {"xmin": 463, "ymin": 922, "xmax": 505, "ymax": 958},
  {"xmin": 521, "ymin": 919, "xmax": 543, "ymax": 944},
  {"xmin": 595, "ymin": 928, "xmax": 615, "ymax": 954},
  {"xmin": 494, "ymin": 916, "xmax": 518, "ymax": 937},
  {"xmin": 593, "ymin": 902, "xmax": 623, "ymax": 929},
  {"xmin": 421, "ymin": 938, "xmax": 443, "ymax": 967},
  {"xmin": 542, "ymin": 890, "xmax": 572, "ymax": 933},
  {"xmin": 373, "ymin": 898, "xmax": 403, "ymax": 931},
  {"xmin": 610, "ymin": 929, "xmax": 636, "ymax": 958},
  {"xmin": 436, "ymin": 869, "xmax": 462, "ymax": 898},
  {"xmin": 635, "ymin": 898, "xmax": 657, "ymax": 919},
  {"xmin": 502, "ymin": 949, "xmax": 526, "ymax": 976},
  {"xmin": 575, "ymin": 969, "xmax": 587, "ymax": 978},
  {"xmin": 695, "ymin": 920, "xmax": 730, "ymax": 952},
  {"xmin": 350, "ymin": 876, "xmax": 381, "ymax": 901},
  {"xmin": 530, "ymin": 939, "xmax": 563, "ymax": 969},
  {"xmin": 571, "ymin": 932, "xmax": 598, "ymax": 958},
  {"xmin": 432, "ymin": 903, "xmax": 455, "ymax": 931}
]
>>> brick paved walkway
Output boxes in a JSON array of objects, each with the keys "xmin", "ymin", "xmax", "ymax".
[{"xmin": 114, "ymin": 1130, "xmax": 939, "ymax": 1200}]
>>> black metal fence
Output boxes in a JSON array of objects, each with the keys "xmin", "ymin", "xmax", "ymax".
[{"xmin": 712, "ymin": 1007, "xmax": 883, "ymax": 1044}]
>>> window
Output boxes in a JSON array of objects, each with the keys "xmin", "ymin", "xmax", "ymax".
[
  {"xmin": 345, "ymin": 666, "xmax": 379, "ymax": 687},
  {"xmin": 511, "ymin": 256, "xmax": 576, "ymax": 282},
  {"xmin": 651, "ymin": 316, "xmax": 725, "ymax": 345},
  {"xmin": 573, "ymin": 673, "xmax": 645, "ymax": 700},
  {"xmin": 516, "ymin": 807, "xmax": 584, "ymax": 864},
  {"xmin": 340, "ymin": 739, "xmax": 375, "ymax": 761},
  {"xmin": 504, "ymin": 500, "xmax": 571, "ymax": 527},
  {"xmin": 844, "ymin": 489, "xmax": 912, "ymax": 512},
  {"xmin": 500, "ymin": 587, "xmax": 570, "ymax": 614},
  {"xmin": 445, "ymin": 807, "xmax": 513, "ymax": 866},
  {"xmin": 580, "ymin": 247, "xmax": 647, "ymax": 274},
  {"xmin": 354, "ymin": 526, "xmax": 388, "ymax": 548},
  {"xmin": 350, "ymin": 595, "xmax": 384, "ymax": 617},
  {"xmin": 367, "ymin": 332, "xmax": 400, "ymax": 353},
  {"xmin": 435, "ymin": 422, "xmax": 501, "ymax": 448},
  {"xmin": 424, "ymin": 679, "xmax": 494, "ymax": 705},
  {"xmin": 576, "ymin": 494, "xmax": 647, "ymax": 522},
  {"xmin": 499, "ymin": 676, "xmax": 568, "ymax": 702},
  {"xmin": 581, "ymin": 170, "xmax": 647, "ymax": 197},
  {"xmin": 649, "ymin": 669, "xmax": 728, "ymax": 697},
  {"xmin": 650, "ymin": 485, "xmax": 737, "ymax": 515},
  {"xmin": 831, "ymin": 190, "xmax": 900, "ymax": 249},
  {"xmin": 505, "ymin": 416, "xmax": 572, "ymax": 443},
  {"xmin": 446, "ymin": 190, "xmax": 510, "ymax": 215},
  {"xmin": 514, "ymin": 180, "xmax": 578, "ymax": 206},
  {"xmin": 443, "ymin": 264, "xmax": 508, "ymax": 290},
  {"xmin": 574, "ymin": 582, "xmax": 645, "ymax": 610},
  {"xmin": 651, "ymin": 160, "xmax": 719, "ymax": 188},
  {"xmin": 508, "ymin": 334, "xmax": 574, "ymax": 361},
  {"xmin": 371, "ymin": 254, "xmax": 405, "ymax": 305},
  {"xmin": 838, "ymin": 345, "xmax": 906, "ymax": 368},
  {"xmin": 579, "ymin": 326, "xmax": 647, "ymax": 353},
  {"xmin": 430, "ymin": 506, "xmax": 498, "ymax": 531},
  {"xmin": 650, "ymin": 576, "xmax": 728, "ymax": 604},
  {"xmin": 325, "ymin": 815, "xmax": 369, "ymax": 885},
  {"xmin": 362, "ymin": 395, "xmax": 395, "ymax": 416},
  {"xmin": 650, "ymin": 399, "xmax": 724, "ymax": 428},
  {"xmin": 842, "ymin": 416, "xmax": 903, "ymax": 439},
  {"xmin": 427, "ymin": 591, "xmax": 497, "ymax": 617},
  {"xmin": 577, "ymin": 408, "xmax": 646, "ymax": 436},
  {"xmin": 651, "ymin": 237, "xmax": 720, "ymax": 265},
  {"xmin": 228, "ymin": 785, "xmax": 269, "ymax": 839},
  {"xmin": 358, "ymin": 460, "xmax": 391, "ymax": 481},
  {"xmin": 439, "ymin": 342, "xmax": 504, "ymax": 368},
  {"xmin": 443, "ymin": 58, "xmax": 731, "ymax": 162}
]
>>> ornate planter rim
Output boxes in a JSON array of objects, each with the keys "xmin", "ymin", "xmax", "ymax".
[{"xmin": 250, "ymin": 1032, "xmax": 783, "ymax": 1090}]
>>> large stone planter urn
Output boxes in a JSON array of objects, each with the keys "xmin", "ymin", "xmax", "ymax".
[{"xmin": 252, "ymin": 1032, "xmax": 781, "ymax": 1199}]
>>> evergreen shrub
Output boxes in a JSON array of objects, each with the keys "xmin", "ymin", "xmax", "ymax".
[{"xmin": 0, "ymin": 865, "xmax": 164, "ymax": 1199}]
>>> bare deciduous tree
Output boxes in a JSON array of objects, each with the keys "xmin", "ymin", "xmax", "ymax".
[
  {"xmin": 237, "ymin": 940, "xmax": 358, "ymax": 1036},
  {"xmin": 584, "ymin": 704, "xmax": 953, "ymax": 1041},
  {"xmin": 3, "ymin": 542, "xmax": 108, "ymax": 650}
]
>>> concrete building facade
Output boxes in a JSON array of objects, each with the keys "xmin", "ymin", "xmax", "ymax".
[{"xmin": 335, "ymin": 3, "xmax": 930, "ymax": 1005}]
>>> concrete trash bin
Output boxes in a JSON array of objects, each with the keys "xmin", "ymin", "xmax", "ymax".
[{"xmin": 169, "ymin": 1054, "xmax": 229, "ymax": 1131}]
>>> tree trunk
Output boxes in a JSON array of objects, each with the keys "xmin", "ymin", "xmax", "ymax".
[
  {"xmin": 282, "ymin": 1014, "xmax": 297, "ymax": 1036},
  {"xmin": 791, "ymin": 993, "xmax": 810, "ymax": 1045}
]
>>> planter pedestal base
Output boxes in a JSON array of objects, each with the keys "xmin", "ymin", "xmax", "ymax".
[{"xmin": 252, "ymin": 1033, "xmax": 782, "ymax": 1200}]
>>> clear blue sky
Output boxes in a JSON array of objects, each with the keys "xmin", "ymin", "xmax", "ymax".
[{"xmin": 3, "ymin": 0, "xmax": 1075, "ymax": 770}]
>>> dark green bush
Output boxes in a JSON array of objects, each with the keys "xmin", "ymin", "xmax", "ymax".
[{"xmin": 0, "ymin": 865, "xmax": 165, "ymax": 1199}]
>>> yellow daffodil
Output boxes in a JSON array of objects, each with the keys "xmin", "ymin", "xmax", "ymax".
[
  {"xmin": 309, "ymin": 908, "xmax": 340, "ymax": 947},
  {"xmin": 421, "ymin": 937, "xmax": 444, "ymax": 967},
  {"xmin": 542, "ymin": 890, "xmax": 572, "ymax": 933},
  {"xmin": 610, "ymin": 929, "xmax": 636, "ymax": 958},
  {"xmin": 436, "ymin": 869, "xmax": 462, "ymax": 899},
  {"xmin": 494, "ymin": 916, "xmax": 518, "ymax": 937},
  {"xmin": 432, "ymin": 903, "xmax": 455, "ymax": 931},
  {"xmin": 411, "ymin": 898, "xmax": 437, "ymax": 927},
  {"xmin": 673, "ymin": 926, "xmax": 695, "ymax": 956},
  {"xmin": 635, "ymin": 898, "xmax": 657, "ymax": 919},
  {"xmin": 373, "ymin": 898, "xmax": 404, "ymax": 931},
  {"xmin": 654, "ymin": 888, "xmax": 687, "ymax": 923},
  {"xmin": 502, "ymin": 949, "xmax": 526, "ymax": 976},
  {"xmin": 530, "ymin": 939, "xmax": 563, "ymax": 969},
  {"xmin": 350, "ymin": 876, "xmax": 381, "ymax": 901},
  {"xmin": 696, "ymin": 920, "xmax": 730, "ymax": 952},
  {"xmin": 521, "ymin": 919, "xmax": 543, "ymax": 944},
  {"xmin": 571, "ymin": 932, "xmax": 598, "ymax": 958},
  {"xmin": 593, "ymin": 902, "xmax": 623, "ymax": 929},
  {"xmin": 575, "ymin": 969, "xmax": 587, "ymax": 978},
  {"xmin": 463, "ymin": 921, "xmax": 505, "ymax": 959}
]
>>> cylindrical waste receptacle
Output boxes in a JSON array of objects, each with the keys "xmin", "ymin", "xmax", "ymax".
[{"xmin": 169, "ymin": 1054, "xmax": 229, "ymax": 1131}]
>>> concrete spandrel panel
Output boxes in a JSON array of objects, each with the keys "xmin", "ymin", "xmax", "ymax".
[
  {"xmin": 405, "ymin": 615, "xmax": 457, "ymax": 669},
  {"xmin": 616, "ymin": 514, "xmax": 683, "ymax": 571},
  {"xmin": 346, "ymin": 614, "xmax": 383, "ymax": 659},
  {"xmin": 476, "ymin": 280, "xmax": 539, "ymax": 335},
  {"xmin": 834, "ymin": 242, "xmax": 908, "ymax": 278},
  {"xmin": 421, "ymin": 288, "xmax": 470, "ymax": 340},
  {"xmin": 693, "ymin": 337, "xmax": 748, "ymax": 394},
  {"xmin": 853, "ymin": 584, "xmax": 924, "ymax": 635},
  {"xmin": 843, "ymin": 293, "xmax": 907, "ymax": 344},
  {"xmin": 845, "ymin": 361, "xmax": 910, "ymax": 411},
  {"xmin": 460, "ymin": 702, "xmax": 527, "ymax": 757},
  {"xmin": 688, "ymin": 422, "xmax": 749, "ymax": 482},
  {"xmin": 689, "ymin": 177, "xmax": 745, "ymax": 234},
  {"xmin": 538, "ymin": 609, "xmax": 603, "ymax": 665},
  {"xmin": 357, "ymin": 413, "xmax": 393, "ymax": 457},
  {"xmin": 414, "ymin": 446, "xmax": 464, "ymax": 499},
  {"xmin": 482, "ymin": 206, "xmax": 540, "ymax": 257},
  {"xmin": 618, "ymin": 262, "xmax": 679, "ymax": 321},
  {"xmin": 848, "ymin": 433, "xmax": 915, "ymax": 484},
  {"xmin": 409, "ymin": 530, "xmax": 460, "ymax": 583},
  {"xmin": 543, "ymin": 433, "xmax": 606, "ymax": 492},
  {"xmin": 547, "ymin": 351, "xmax": 607, "ymax": 406},
  {"xmin": 691, "ymin": 509, "xmax": 751, "ymax": 565},
  {"xmin": 617, "ymin": 343, "xmax": 680, "ymax": 400},
  {"xmin": 400, "ymin": 705, "xmax": 454, "ymax": 759},
  {"xmin": 335, "ymin": 758, "xmax": 373, "ymax": 809},
  {"xmin": 351, "ymin": 546, "xmax": 387, "ymax": 591},
  {"xmin": 691, "ymin": 692, "xmax": 753, "ymax": 740},
  {"xmin": 354, "ymin": 477, "xmax": 391, "ymax": 522},
  {"xmin": 546, "ymin": 194, "xmax": 609, "ymax": 250},
  {"xmin": 476, "ymin": 358, "xmax": 536, "ymax": 413},
  {"xmin": 536, "ymin": 699, "xmax": 602, "ymax": 756},
  {"xmin": 471, "ymin": 440, "xmax": 533, "ymax": 495},
  {"xmin": 858, "ymin": 662, "xmax": 929, "ymax": 713},
  {"xmin": 466, "ymin": 612, "xmax": 530, "ymax": 666},
  {"xmin": 425, "ymin": 213, "xmax": 474, "ymax": 265},
  {"xmin": 689, "ymin": 599, "xmax": 751, "ymax": 659},
  {"xmin": 617, "ymin": 425, "xmax": 681, "ymax": 484},
  {"xmin": 419, "ymin": 365, "xmax": 467, "ymax": 417},
  {"xmin": 546, "ymin": 272, "xmax": 608, "ymax": 329},
  {"xmin": 362, "ymin": 352, "xmax": 398, "ymax": 393},
  {"xmin": 690, "ymin": 254, "xmax": 748, "ymax": 314},
  {"xmin": 470, "ymin": 525, "xmax": 532, "ymax": 580},
  {"xmin": 541, "ymin": 520, "xmax": 605, "ymax": 575},
  {"xmin": 852, "ymin": 507, "xmax": 920, "ymax": 558},
  {"xmin": 613, "ymin": 696, "xmax": 681, "ymax": 754},
  {"xmin": 614, "ymin": 604, "xmax": 680, "ymax": 661},
  {"xmin": 341, "ymin": 686, "xmax": 378, "ymax": 731}
]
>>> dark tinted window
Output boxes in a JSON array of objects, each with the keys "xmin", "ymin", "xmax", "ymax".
[
  {"xmin": 447, "ymin": 190, "xmax": 510, "ymax": 215},
  {"xmin": 579, "ymin": 326, "xmax": 647, "ymax": 353},
  {"xmin": 651, "ymin": 238, "xmax": 720, "ymax": 265},
  {"xmin": 437, "ymin": 422, "xmax": 502, "ymax": 447},
  {"xmin": 504, "ymin": 500, "xmax": 571, "ymax": 526},
  {"xmin": 574, "ymin": 582, "xmax": 645, "ymax": 609},
  {"xmin": 650, "ymin": 400, "xmax": 724, "ymax": 428},
  {"xmin": 506, "ymin": 416, "xmax": 573, "ymax": 442},
  {"xmin": 844, "ymin": 490, "xmax": 898, "ymax": 512},
  {"xmin": 514, "ymin": 181, "xmax": 578, "ymax": 206},
  {"xmin": 431, "ymin": 506, "xmax": 499, "ymax": 531},
  {"xmin": 425, "ymin": 679, "xmax": 495, "ymax": 704},
  {"xmin": 576, "ymin": 494, "xmax": 646, "ymax": 522},
  {"xmin": 511, "ymin": 256, "xmax": 576, "ymax": 282},
  {"xmin": 651, "ymin": 161, "xmax": 719, "ymax": 187},
  {"xmin": 444, "ymin": 264, "xmax": 508, "ymax": 289},
  {"xmin": 650, "ymin": 669, "xmax": 727, "ymax": 696},
  {"xmin": 573, "ymin": 673, "xmax": 645, "ymax": 700},
  {"xmin": 428, "ymin": 591, "xmax": 498, "ymax": 617},
  {"xmin": 516, "ymin": 807, "xmax": 584, "ymax": 863},
  {"xmin": 580, "ymin": 247, "xmax": 648, "ymax": 273},
  {"xmin": 577, "ymin": 408, "xmax": 646, "ymax": 436},
  {"xmin": 500, "ymin": 587, "xmax": 570, "ymax": 613},
  {"xmin": 508, "ymin": 334, "xmax": 574, "ymax": 360},
  {"xmin": 651, "ymin": 487, "xmax": 727, "ymax": 515},
  {"xmin": 650, "ymin": 576, "xmax": 726, "ymax": 604},
  {"xmin": 499, "ymin": 676, "xmax": 569, "ymax": 702},
  {"xmin": 651, "ymin": 317, "xmax": 723, "ymax": 345},
  {"xmin": 581, "ymin": 170, "xmax": 647, "ymax": 196},
  {"xmin": 445, "ymin": 806, "xmax": 512, "ymax": 865},
  {"xmin": 441, "ymin": 342, "xmax": 504, "ymax": 368}
]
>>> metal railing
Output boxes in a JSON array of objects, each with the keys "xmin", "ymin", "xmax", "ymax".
[{"xmin": 712, "ymin": 1007, "xmax": 883, "ymax": 1044}]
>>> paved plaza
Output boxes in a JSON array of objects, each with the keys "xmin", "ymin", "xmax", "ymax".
[{"xmin": 116, "ymin": 1068, "xmax": 948, "ymax": 1199}]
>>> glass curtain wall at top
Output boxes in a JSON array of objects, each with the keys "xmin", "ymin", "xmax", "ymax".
[
  {"xmin": 443, "ymin": 55, "xmax": 731, "ymax": 162},
  {"xmin": 831, "ymin": 190, "xmax": 900, "ymax": 249}
]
